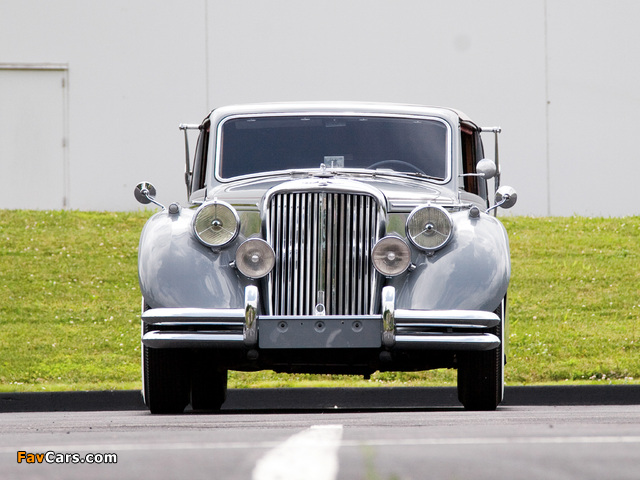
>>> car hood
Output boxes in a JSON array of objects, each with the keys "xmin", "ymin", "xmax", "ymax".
[{"xmin": 206, "ymin": 172, "xmax": 458, "ymax": 212}]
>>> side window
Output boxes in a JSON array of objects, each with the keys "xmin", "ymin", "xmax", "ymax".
[
  {"xmin": 190, "ymin": 122, "xmax": 210, "ymax": 193},
  {"xmin": 474, "ymin": 130, "xmax": 488, "ymax": 201},
  {"xmin": 460, "ymin": 123, "xmax": 488, "ymax": 202}
]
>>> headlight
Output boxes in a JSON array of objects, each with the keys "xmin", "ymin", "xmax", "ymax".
[
  {"xmin": 406, "ymin": 204, "xmax": 453, "ymax": 251},
  {"xmin": 235, "ymin": 238, "xmax": 275, "ymax": 278},
  {"xmin": 193, "ymin": 200, "xmax": 240, "ymax": 247},
  {"xmin": 372, "ymin": 236, "xmax": 411, "ymax": 276}
]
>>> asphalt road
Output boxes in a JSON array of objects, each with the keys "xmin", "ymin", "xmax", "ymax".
[
  {"xmin": 2, "ymin": 385, "xmax": 640, "ymax": 412},
  {"xmin": 2, "ymin": 403, "xmax": 639, "ymax": 480}
]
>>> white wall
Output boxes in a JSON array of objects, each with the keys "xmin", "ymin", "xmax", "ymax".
[
  {"xmin": 1, "ymin": 0, "xmax": 639, "ymax": 216},
  {"xmin": 546, "ymin": 1, "xmax": 640, "ymax": 216},
  {"xmin": 0, "ymin": 67, "xmax": 68, "ymax": 209},
  {"xmin": 1, "ymin": 1, "xmax": 207, "ymax": 211}
]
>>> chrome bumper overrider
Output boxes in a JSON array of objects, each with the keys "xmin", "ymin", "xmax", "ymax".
[{"xmin": 141, "ymin": 286, "xmax": 501, "ymax": 351}]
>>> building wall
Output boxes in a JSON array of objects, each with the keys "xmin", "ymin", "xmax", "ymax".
[{"xmin": 1, "ymin": 0, "xmax": 639, "ymax": 216}]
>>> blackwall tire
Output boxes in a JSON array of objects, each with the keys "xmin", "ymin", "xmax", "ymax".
[
  {"xmin": 457, "ymin": 299, "xmax": 505, "ymax": 411},
  {"xmin": 142, "ymin": 320, "xmax": 190, "ymax": 414},
  {"xmin": 190, "ymin": 351, "xmax": 228, "ymax": 412}
]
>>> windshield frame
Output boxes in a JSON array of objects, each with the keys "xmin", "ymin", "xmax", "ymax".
[{"xmin": 212, "ymin": 112, "xmax": 453, "ymax": 185}]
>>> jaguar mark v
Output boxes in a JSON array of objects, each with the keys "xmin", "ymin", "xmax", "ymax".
[{"xmin": 134, "ymin": 102, "xmax": 517, "ymax": 413}]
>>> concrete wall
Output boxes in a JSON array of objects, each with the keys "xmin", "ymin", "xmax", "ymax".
[
  {"xmin": 1, "ymin": 2, "xmax": 207, "ymax": 211},
  {"xmin": 1, "ymin": 1, "xmax": 639, "ymax": 216}
]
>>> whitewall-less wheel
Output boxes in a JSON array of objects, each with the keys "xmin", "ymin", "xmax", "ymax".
[
  {"xmin": 141, "ymin": 301, "xmax": 190, "ymax": 414},
  {"xmin": 457, "ymin": 297, "xmax": 506, "ymax": 411}
]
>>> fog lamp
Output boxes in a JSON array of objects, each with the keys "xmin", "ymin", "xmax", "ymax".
[
  {"xmin": 236, "ymin": 238, "xmax": 276, "ymax": 278},
  {"xmin": 372, "ymin": 236, "xmax": 411, "ymax": 276}
]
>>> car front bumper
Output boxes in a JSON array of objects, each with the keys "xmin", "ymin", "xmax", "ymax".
[{"xmin": 141, "ymin": 286, "xmax": 501, "ymax": 352}]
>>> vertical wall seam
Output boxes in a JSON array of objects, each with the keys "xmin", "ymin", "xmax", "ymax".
[
  {"xmin": 204, "ymin": 0, "xmax": 210, "ymax": 110},
  {"xmin": 544, "ymin": 0, "xmax": 551, "ymax": 216},
  {"xmin": 62, "ymin": 69, "xmax": 70, "ymax": 209}
]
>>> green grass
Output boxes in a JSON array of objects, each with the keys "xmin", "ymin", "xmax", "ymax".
[
  {"xmin": 504, "ymin": 216, "xmax": 640, "ymax": 384},
  {"xmin": 0, "ymin": 210, "xmax": 145, "ymax": 392},
  {"xmin": 1, "ymin": 211, "xmax": 638, "ymax": 392}
]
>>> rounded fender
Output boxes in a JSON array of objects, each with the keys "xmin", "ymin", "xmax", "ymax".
[
  {"xmin": 395, "ymin": 211, "xmax": 510, "ymax": 312},
  {"xmin": 138, "ymin": 209, "xmax": 247, "ymax": 309}
]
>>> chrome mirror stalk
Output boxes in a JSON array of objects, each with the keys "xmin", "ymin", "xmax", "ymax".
[
  {"xmin": 486, "ymin": 186, "xmax": 518, "ymax": 214},
  {"xmin": 134, "ymin": 182, "xmax": 165, "ymax": 209}
]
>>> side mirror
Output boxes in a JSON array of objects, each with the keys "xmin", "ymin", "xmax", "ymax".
[
  {"xmin": 476, "ymin": 159, "xmax": 497, "ymax": 179},
  {"xmin": 134, "ymin": 182, "xmax": 156, "ymax": 204},
  {"xmin": 494, "ymin": 186, "xmax": 517, "ymax": 209},
  {"xmin": 486, "ymin": 186, "xmax": 517, "ymax": 214},
  {"xmin": 134, "ymin": 182, "xmax": 164, "ymax": 209}
]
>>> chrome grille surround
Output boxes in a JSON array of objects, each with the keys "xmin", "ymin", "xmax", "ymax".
[{"xmin": 263, "ymin": 179, "xmax": 386, "ymax": 316}]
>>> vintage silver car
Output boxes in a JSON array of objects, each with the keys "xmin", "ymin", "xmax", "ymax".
[{"xmin": 134, "ymin": 102, "xmax": 517, "ymax": 413}]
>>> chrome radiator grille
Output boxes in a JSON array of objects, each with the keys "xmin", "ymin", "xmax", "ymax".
[{"xmin": 267, "ymin": 191, "xmax": 381, "ymax": 316}]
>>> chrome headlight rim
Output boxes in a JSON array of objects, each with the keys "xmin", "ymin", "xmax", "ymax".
[
  {"xmin": 192, "ymin": 200, "xmax": 240, "ymax": 248},
  {"xmin": 372, "ymin": 235, "xmax": 411, "ymax": 277},
  {"xmin": 235, "ymin": 238, "xmax": 276, "ymax": 279},
  {"xmin": 405, "ymin": 204, "xmax": 453, "ymax": 252}
]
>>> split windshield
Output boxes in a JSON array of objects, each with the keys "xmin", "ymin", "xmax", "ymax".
[{"xmin": 218, "ymin": 115, "xmax": 449, "ymax": 180}]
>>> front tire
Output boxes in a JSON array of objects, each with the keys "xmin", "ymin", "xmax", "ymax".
[
  {"xmin": 457, "ymin": 299, "xmax": 505, "ymax": 411},
  {"xmin": 190, "ymin": 350, "xmax": 228, "ymax": 411},
  {"xmin": 143, "ymin": 345, "xmax": 191, "ymax": 414},
  {"xmin": 142, "ymin": 316, "xmax": 190, "ymax": 414}
]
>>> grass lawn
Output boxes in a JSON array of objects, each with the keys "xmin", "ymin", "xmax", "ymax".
[{"xmin": 0, "ymin": 210, "xmax": 638, "ymax": 392}]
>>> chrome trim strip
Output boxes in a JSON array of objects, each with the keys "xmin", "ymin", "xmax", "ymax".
[
  {"xmin": 396, "ymin": 323, "xmax": 492, "ymax": 330},
  {"xmin": 262, "ymin": 178, "xmax": 387, "ymax": 215},
  {"xmin": 142, "ymin": 308, "xmax": 244, "ymax": 323},
  {"xmin": 349, "ymin": 195, "xmax": 356, "ymax": 313},
  {"xmin": 141, "ymin": 327, "xmax": 499, "ymax": 351},
  {"xmin": 286, "ymin": 193, "xmax": 294, "ymax": 314},
  {"xmin": 264, "ymin": 314, "xmax": 380, "ymax": 321},
  {"xmin": 317, "ymin": 192, "xmax": 327, "ymax": 314},
  {"xmin": 142, "ymin": 331, "xmax": 244, "ymax": 349},
  {"xmin": 357, "ymin": 196, "xmax": 364, "ymax": 314},
  {"xmin": 141, "ymin": 322, "xmax": 241, "ymax": 328},
  {"xmin": 327, "ymin": 193, "xmax": 335, "ymax": 313},
  {"xmin": 394, "ymin": 333, "xmax": 500, "ymax": 351},
  {"xmin": 141, "ymin": 331, "xmax": 499, "ymax": 351},
  {"xmin": 395, "ymin": 309, "xmax": 500, "ymax": 328},
  {"xmin": 142, "ymin": 307, "xmax": 498, "ymax": 329},
  {"xmin": 381, "ymin": 286, "xmax": 395, "ymax": 348},
  {"xmin": 310, "ymin": 193, "xmax": 318, "ymax": 315},
  {"xmin": 244, "ymin": 285, "xmax": 258, "ymax": 346},
  {"xmin": 293, "ymin": 193, "xmax": 300, "ymax": 313}
]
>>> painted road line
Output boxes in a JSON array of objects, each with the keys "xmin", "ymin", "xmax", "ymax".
[
  {"xmin": 252, "ymin": 425, "xmax": 344, "ymax": 480},
  {"xmin": 2, "ymin": 434, "xmax": 640, "ymax": 455}
]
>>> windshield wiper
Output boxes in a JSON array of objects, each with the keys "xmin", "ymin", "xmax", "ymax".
[{"xmin": 371, "ymin": 169, "xmax": 444, "ymax": 182}]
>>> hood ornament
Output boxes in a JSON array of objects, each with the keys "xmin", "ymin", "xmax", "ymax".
[{"xmin": 314, "ymin": 163, "xmax": 334, "ymax": 179}]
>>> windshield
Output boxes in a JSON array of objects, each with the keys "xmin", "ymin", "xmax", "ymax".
[{"xmin": 218, "ymin": 115, "xmax": 449, "ymax": 180}]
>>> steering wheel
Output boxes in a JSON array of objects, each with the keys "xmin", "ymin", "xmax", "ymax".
[{"xmin": 367, "ymin": 159, "xmax": 427, "ymax": 176}]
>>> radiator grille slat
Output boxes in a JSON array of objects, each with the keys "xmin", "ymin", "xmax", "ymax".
[{"xmin": 268, "ymin": 192, "xmax": 379, "ymax": 316}]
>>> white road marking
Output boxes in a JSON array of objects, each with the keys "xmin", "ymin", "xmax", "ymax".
[
  {"xmin": 343, "ymin": 435, "xmax": 640, "ymax": 447},
  {"xmin": 2, "ymin": 434, "xmax": 640, "ymax": 455},
  {"xmin": 252, "ymin": 425, "xmax": 344, "ymax": 480}
]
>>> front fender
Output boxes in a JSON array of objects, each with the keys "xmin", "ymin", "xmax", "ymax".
[
  {"xmin": 394, "ymin": 211, "xmax": 510, "ymax": 312},
  {"xmin": 138, "ymin": 208, "xmax": 247, "ymax": 309}
]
